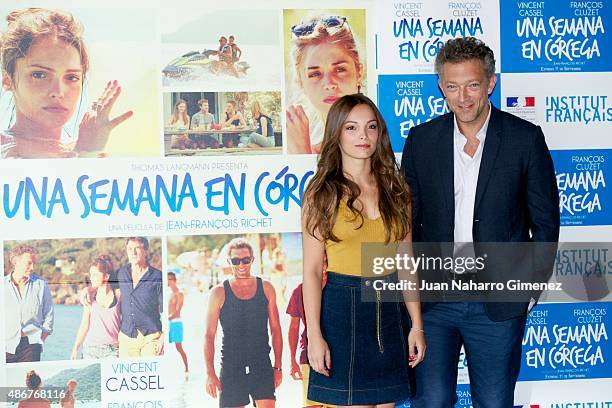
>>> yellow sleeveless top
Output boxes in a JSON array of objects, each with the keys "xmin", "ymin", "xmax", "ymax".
[{"xmin": 325, "ymin": 201, "xmax": 399, "ymax": 277}]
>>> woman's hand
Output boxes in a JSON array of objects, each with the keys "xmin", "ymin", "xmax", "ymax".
[
  {"xmin": 307, "ymin": 334, "xmax": 331, "ymax": 376},
  {"xmin": 286, "ymin": 104, "xmax": 311, "ymax": 154},
  {"xmin": 408, "ymin": 327, "xmax": 426, "ymax": 368},
  {"xmin": 76, "ymin": 80, "xmax": 133, "ymax": 153},
  {"xmin": 70, "ymin": 348, "xmax": 78, "ymax": 360}
]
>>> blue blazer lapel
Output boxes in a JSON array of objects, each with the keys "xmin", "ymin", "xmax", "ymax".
[
  {"xmin": 437, "ymin": 115, "xmax": 455, "ymax": 221},
  {"xmin": 474, "ymin": 106, "xmax": 502, "ymax": 214}
]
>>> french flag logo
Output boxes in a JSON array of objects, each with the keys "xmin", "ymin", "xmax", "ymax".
[
  {"xmin": 513, "ymin": 405, "xmax": 541, "ymax": 408},
  {"xmin": 506, "ymin": 97, "xmax": 535, "ymax": 107}
]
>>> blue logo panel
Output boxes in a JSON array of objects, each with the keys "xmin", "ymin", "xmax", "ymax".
[
  {"xmin": 519, "ymin": 302, "xmax": 610, "ymax": 381},
  {"xmin": 551, "ymin": 149, "xmax": 612, "ymax": 226},
  {"xmin": 500, "ymin": 0, "xmax": 611, "ymax": 72}
]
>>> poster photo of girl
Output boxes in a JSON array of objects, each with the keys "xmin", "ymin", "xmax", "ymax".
[{"xmin": 0, "ymin": 5, "xmax": 160, "ymax": 159}]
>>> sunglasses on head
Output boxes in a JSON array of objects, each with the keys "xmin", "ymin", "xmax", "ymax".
[
  {"xmin": 230, "ymin": 256, "xmax": 252, "ymax": 266},
  {"xmin": 291, "ymin": 16, "xmax": 347, "ymax": 38}
]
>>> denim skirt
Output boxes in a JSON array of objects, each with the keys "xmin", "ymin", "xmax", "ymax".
[{"xmin": 308, "ymin": 272, "xmax": 413, "ymax": 405}]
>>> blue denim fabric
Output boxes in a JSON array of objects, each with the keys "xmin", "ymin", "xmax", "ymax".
[
  {"xmin": 308, "ymin": 272, "xmax": 412, "ymax": 405},
  {"xmin": 410, "ymin": 302, "xmax": 526, "ymax": 408}
]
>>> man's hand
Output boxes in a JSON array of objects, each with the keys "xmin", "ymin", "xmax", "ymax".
[
  {"xmin": 155, "ymin": 336, "xmax": 164, "ymax": 356},
  {"xmin": 290, "ymin": 360, "xmax": 302, "ymax": 380},
  {"xmin": 206, "ymin": 373, "xmax": 222, "ymax": 398},
  {"xmin": 273, "ymin": 369, "xmax": 282, "ymax": 388}
]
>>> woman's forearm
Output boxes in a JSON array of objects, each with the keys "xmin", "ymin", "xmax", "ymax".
[
  {"xmin": 72, "ymin": 309, "xmax": 91, "ymax": 351},
  {"xmin": 303, "ymin": 268, "xmax": 323, "ymax": 339},
  {"xmin": 397, "ymin": 239, "xmax": 423, "ymax": 328},
  {"xmin": 405, "ymin": 300, "xmax": 423, "ymax": 329}
]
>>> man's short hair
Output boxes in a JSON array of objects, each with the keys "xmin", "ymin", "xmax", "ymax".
[
  {"xmin": 198, "ymin": 98, "xmax": 209, "ymax": 107},
  {"xmin": 227, "ymin": 238, "xmax": 253, "ymax": 257},
  {"xmin": 9, "ymin": 245, "xmax": 37, "ymax": 265},
  {"xmin": 227, "ymin": 100, "xmax": 237, "ymax": 109},
  {"xmin": 167, "ymin": 272, "xmax": 176, "ymax": 279},
  {"xmin": 434, "ymin": 36, "xmax": 496, "ymax": 79},
  {"xmin": 126, "ymin": 237, "xmax": 149, "ymax": 251}
]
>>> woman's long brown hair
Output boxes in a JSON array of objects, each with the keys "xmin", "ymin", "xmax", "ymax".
[
  {"xmin": 302, "ymin": 94, "xmax": 411, "ymax": 243},
  {"xmin": 170, "ymin": 99, "xmax": 189, "ymax": 126}
]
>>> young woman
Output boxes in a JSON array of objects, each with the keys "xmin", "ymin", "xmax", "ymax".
[
  {"xmin": 228, "ymin": 35, "xmax": 242, "ymax": 62},
  {"xmin": 240, "ymin": 100, "xmax": 275, "ymax": 148},
  {"xmin": 168, "ymin": 99, "xmax": 191, "ymax": 149},
  {"xmin": 286, "ymin": 15, "xmax": 363, "ymax": 154},
  {"xmin": 71, "ymin": 255, "xmax": 120, "ymax": 360},
  {"xmin": 169, "ymin": 99, "xmax": 190, "ymax": 129},
  {"xmin": 302, "ymin": 94, "xmax": 425, "ymax": 407},
  {"xmin": 0, "ymin": 8, "xmax": 132, "ymax": 158}
]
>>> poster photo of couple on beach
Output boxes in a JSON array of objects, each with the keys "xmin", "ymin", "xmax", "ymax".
[{"xmin": 3, "ymin": 236, "xmax": 163, "ymax": 364}]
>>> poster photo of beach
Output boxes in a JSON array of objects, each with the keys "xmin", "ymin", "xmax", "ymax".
[
  {"xmin": 163, "ymin": 232, "xmax": 306, "ymax": 407},
  {"xmin": 3, "ymin": 237, "xmax": 163, "ymax": 364},
  {"xmin": 161, "ymin": 8, "xmax": 281, "ymax": 90},
  {"xmin": 5, "ymin": 362, "xmax": 101, "ymax": 407}
]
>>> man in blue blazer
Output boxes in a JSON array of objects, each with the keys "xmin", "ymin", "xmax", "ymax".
[{"xmin": 402, "ymin": 37, "xmax": 560, "ymax": 407}]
